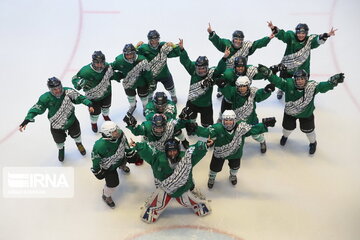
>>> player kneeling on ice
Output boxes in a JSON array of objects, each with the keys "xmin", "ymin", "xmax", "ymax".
[
  {"xmin": 130, "ymin": 138, "xmax": 213, "ymax": 223},
  {"xmin": 258, "ymin": 64, "xmax": 344, "ymax": 154},
  {"xmin": 186, "ymin": 110, "xmax": 276, "ymax": 189},
  {"xmin": 19, "ymin": 77, "xmax": 94, "ymax": 162},
  {"xmin": 91, "ymin": 121, "xmax": 140, "ymax": 208}
]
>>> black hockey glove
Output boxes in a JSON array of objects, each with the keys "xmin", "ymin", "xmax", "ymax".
[
  {"xmin": 91, "ymin": 167, "xmax": 106, "ymax": 180},
  {"xmin": 271, "ymin": 26, "xmax": 279, "ymax": 35},
  {"xmin": 200, "ymin": 78, "xmax": 214, "ymax": 89},
  {"xmin": 262, "ymin": 117, "xmax": 276, "ymax": 127},
  {"xmin": 319, "ymin": 33, "xmax": 329, "ymax": 41},
  {"xmin": 264, "ymin": 83, "xmax": 276, "ymax": 93},
  {"xmin": 20, "ymin": 119, "xmax": 30, "ymax": 128},
  {"xmin": 179, "ymin": 107, "xmax": 194, "ymax": 120},
  {"xmin": 185, "ymin": 122, "xmax": 198, "ymax": 136},
  {"xmin": 126, "ymin": 150, "xmax": 140, "ymax": 164},
  {"xmin": 215, "ymin": 78, "xmax": 227, "ymax": 88},
  {"xmin": 258, "ymin": 64, "xmax": 272, "ymax": 78},
  {"xmin": 269, "ymin": 63, "xmax": 287, "ymax": 75},
  {"xmin": 123, "ymin": 113, "xmax": 137, "ymax": 127},
  {"xmin": 328, "ymin": 73, "xmax": 345, "ymax": 86},
  {"xmin": 149, "ymin": 82, "xmax": 157, "ymax": 92}
]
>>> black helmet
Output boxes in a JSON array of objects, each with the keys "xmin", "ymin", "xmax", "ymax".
[
  {"xmin": 152, "ymin": 114, "xmax": 167, "ymax": 137},
  {"xmin": 232, "ymin": 30, "xmax": 244, "ymax": 39},
  {"xmin": 92, "ymin": 51, "xmax": 105, "ymax": 63},
  {"xmin": 164, "ymin": 138, "xmax": 180, "ymax": 163},
  {"xmin": 295, "ymin": 23, "xmax": 309, "ymax": 34},
  {"xmin": 195, "ymin": 56, "xmax": 209, "ymax": 67},
  {"xmin": 47, "ymin": 77, "xmax": 63, "ymax": 98},
  {"xmin": 147, "ymin": 30, "xmax": 160, "ymax": 40},
  {"xmin": 154, "ymin": 92, "xmax": 168, "ymax": 112},
  {"xmin": 234, "ymin": 56, "xmax": 247, "ymax": 75},
  {"xmin": 123, "ymin": 44, "xmax": 136, "ymax": 54},
  {"xmin": 47, "ymin": 77, "xmax": 62, "ymax": 88},
  {"xmin": 293, "ymin": 69, "xmax": 309, "ymax": 89},
  {"xmin": 92, "ymin": 51, "xmax": 105, "ymax": 71}
]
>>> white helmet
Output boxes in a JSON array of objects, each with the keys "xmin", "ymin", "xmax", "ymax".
[
  {"xmin": 235, "ymin": 76, "xmax": 251, "ymax": 96},
  {"xmin": 235, "ymin": 76, "xmax": 251, "ymax": 87},
  {"xmin": 222, "ymin": 110, "xmax": 236, "ymax": 130},
  {"xmin": 100, "ymin": 121, "xmax": 119, "ymax": 139}
]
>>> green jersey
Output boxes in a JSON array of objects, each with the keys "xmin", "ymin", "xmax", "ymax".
[
  {"xmin": 24, "ymin": 87, "xmax": 92, "ymax": 130},
  {"xmin": 137, "ymin": 42, "xmax": 181, "ymax": 80},
  {"xmin": 144, "ymin": 100, "xmax": 177, "ymax": 121},
  {"xmin": 220, "ymin": 86, "xmax": 271, "ymax": 124},
  {"xmin": 268, "ymin": 74, "xmax": 336, "ymax": 118},
  {"xmin": 91, "ymin": 129, "xmax": 131, "ymax": 172},
  {"xmin": 72, "ymin": 63, "xmax": 119, "ymax": 101},
  {"xmin": 127, "ymin": 118, "xmax": 188, "ymax": 152},
  {"xmin": 196, "ymin": 122, "xmax": 268, "ymax": 159},
  {"xmin": 208, "ymin": 32, "xmax": 271, "ymax": 68},
  {"xmin": 275, "ymin": 29, "xmax": 324, "ymax": 75},
  {"xmin": 111, "ymin": 54, "xmax": 153, "ymax": 90},
  {"xmin": 135, "ymin": 141, "xmax": 208, "ymax": 198},
  {"xmin": 180, "ymin": 49, "xmax": 227, "ymax": 107}
]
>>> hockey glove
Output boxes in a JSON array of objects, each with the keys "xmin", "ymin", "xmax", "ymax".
[
  {"xmin": 262, "ymin": 117, "xmax": 276, "ymax": 127},
  {"xmin": 264, "ymin": 83, "xmax": 276, "ymax": 93},
  {"xmin": 200, "ymin": 79, "xmax": 214, "ymax": 89},
  {"xmin": 20, "ymin": 119, "xmax": 30, "ymax": 128},
  {"xmin": 185, "ymin": 122, "xmax": 198, "ymax": 136},
  {"xmin": 215, "ymin": 78, "xmax": 227, "ymax": 88},
  {"xmin": 179, "ymin": 107, "xmax": 194, "ymax": 120},
  {"xmin": 123, "ymin": 113, "xmax": 137, "ymax": 127},
  {"xmin": 328, "ymin": 73, "xmax": 345, "ymax": 86},
  {"xmin": 319, "ymin": 33, "xmax": 329, "ymax": 41},
  {"xmin": 258, "ymin": 64, "xmax": 272, "ymax": 78},
  {"xmin": 126, "ymin": 150, "xmax": 141, "ymax": 164},
  {"xmin": 91, "ymin": 167, "xmax": 106, "ymax": 180}
]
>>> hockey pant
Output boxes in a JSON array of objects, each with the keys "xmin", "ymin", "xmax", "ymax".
[{"xmin": 140, "ymin": 188, "xmax": 211, "ymax": 223}]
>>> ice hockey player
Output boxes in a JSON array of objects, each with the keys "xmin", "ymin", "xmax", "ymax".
[
  {"xmin": 91, "ymin": 121, "xmax": 139, "ymax": 208},
  {"xmin": 258, "ymin": 64, "xmax": 344, "ymax": 154},
  {"xmin": 186, "ymin": 110, "xmax": 276, "ymax": 189},
  {"xmin": 19, "ymin": 77, "xmax": 94, "ymax": 162},
  {"xmin": 267, "ymin": 21, "xmax": 337, "ymax": 99},
  {"xmin": 130, "ymin": 138, "xmax": 213, "ymax": 223}
]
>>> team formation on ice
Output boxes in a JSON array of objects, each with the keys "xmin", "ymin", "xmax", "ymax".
[{"xmin": 18, "ymin": 21, "xmax": 344, "ymax": 223}]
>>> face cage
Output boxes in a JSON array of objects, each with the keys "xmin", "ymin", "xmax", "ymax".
[
  {"xmin": 103, "ymin": 127, "xmax": 120, "ymax": 140},
  {"xmin": 155, "ymin": 103, "xmax": 167, "ymax": 113},
  {"xmin": 149, "ymin": 38, "xmax": 160, "ymax": 49},
  {"xmin": 152, "ymin": 126, "xmax": 165, "ymax": 137},
  {"xmin": 124, "ymin": 52, "xmax": 137, "ymax": 63},
  {"xmin": 92, "ymin": 61, "xmax": 105, "ymax": 72},
  {"xmin": 235, "ymin": 66, "xmax": 246, "ymax": 76},
  {"xmin": 195, "ymin": 66, "xmax": 208, "ymax": 77},
  {"xmin": 49, "ymin": 86, "xmax": 64, "ymax": 98},
  {"xmin": 166, "ymin": 150, "xmax": 180, "ymax": 164},
  {"xmin": 222, "ymin": 119, "xmax": 236, "ymax": 131}
]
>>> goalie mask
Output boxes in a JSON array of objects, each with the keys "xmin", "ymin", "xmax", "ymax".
[
  {"xmin": 153, "ymin": 92, "xmax": 168, "ymax": 113},
  {"xmin": 92, "ymin": 51, "xmax": 105, "ymax": 72},
  {"xmin": 222, "ymin": 110, "xmax": 236, "ymax": 131},
  {"xmin": 293, "ymin": 69, "xmax": 309, "ymax": 90},
  {"xmin": 195, "ymin": 56, "xmax": 209, "ymax": 77},
  {"xmin": 152, "ymin": 114, "xmax": 167, "ymax": 137},
  {"xmin": 164, "ymin": 138, "xmax": 180, "ymax": 164},
  {"xmin": 147, "ymin": 30, "xmax": 160, "ymax": 49},
  {"xmin": 47, "ymin": 77, "xmax": 64, "ymax": 98},
  {"xmin": 123, "ymin": 44, "xmax": 137, "ymax": 64},
  {"xmin": 232, "ymin": 30, "xmax": 244, "ymax": 49},
  {"xmin": 235, "ymin": 76, "xmax": 251, "ymax": 96},
  {"xmin": 100, "ymin": 121, "xmax": 121, "ymax": 141},
  {"xmin": 234, "ymin": 56, "xmax": 247, "ymax": 76}
]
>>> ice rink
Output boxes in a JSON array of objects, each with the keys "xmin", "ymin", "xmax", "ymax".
[{"xmin": 1, "ymin": 0, "xmax": 359, "ymax": 239}]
